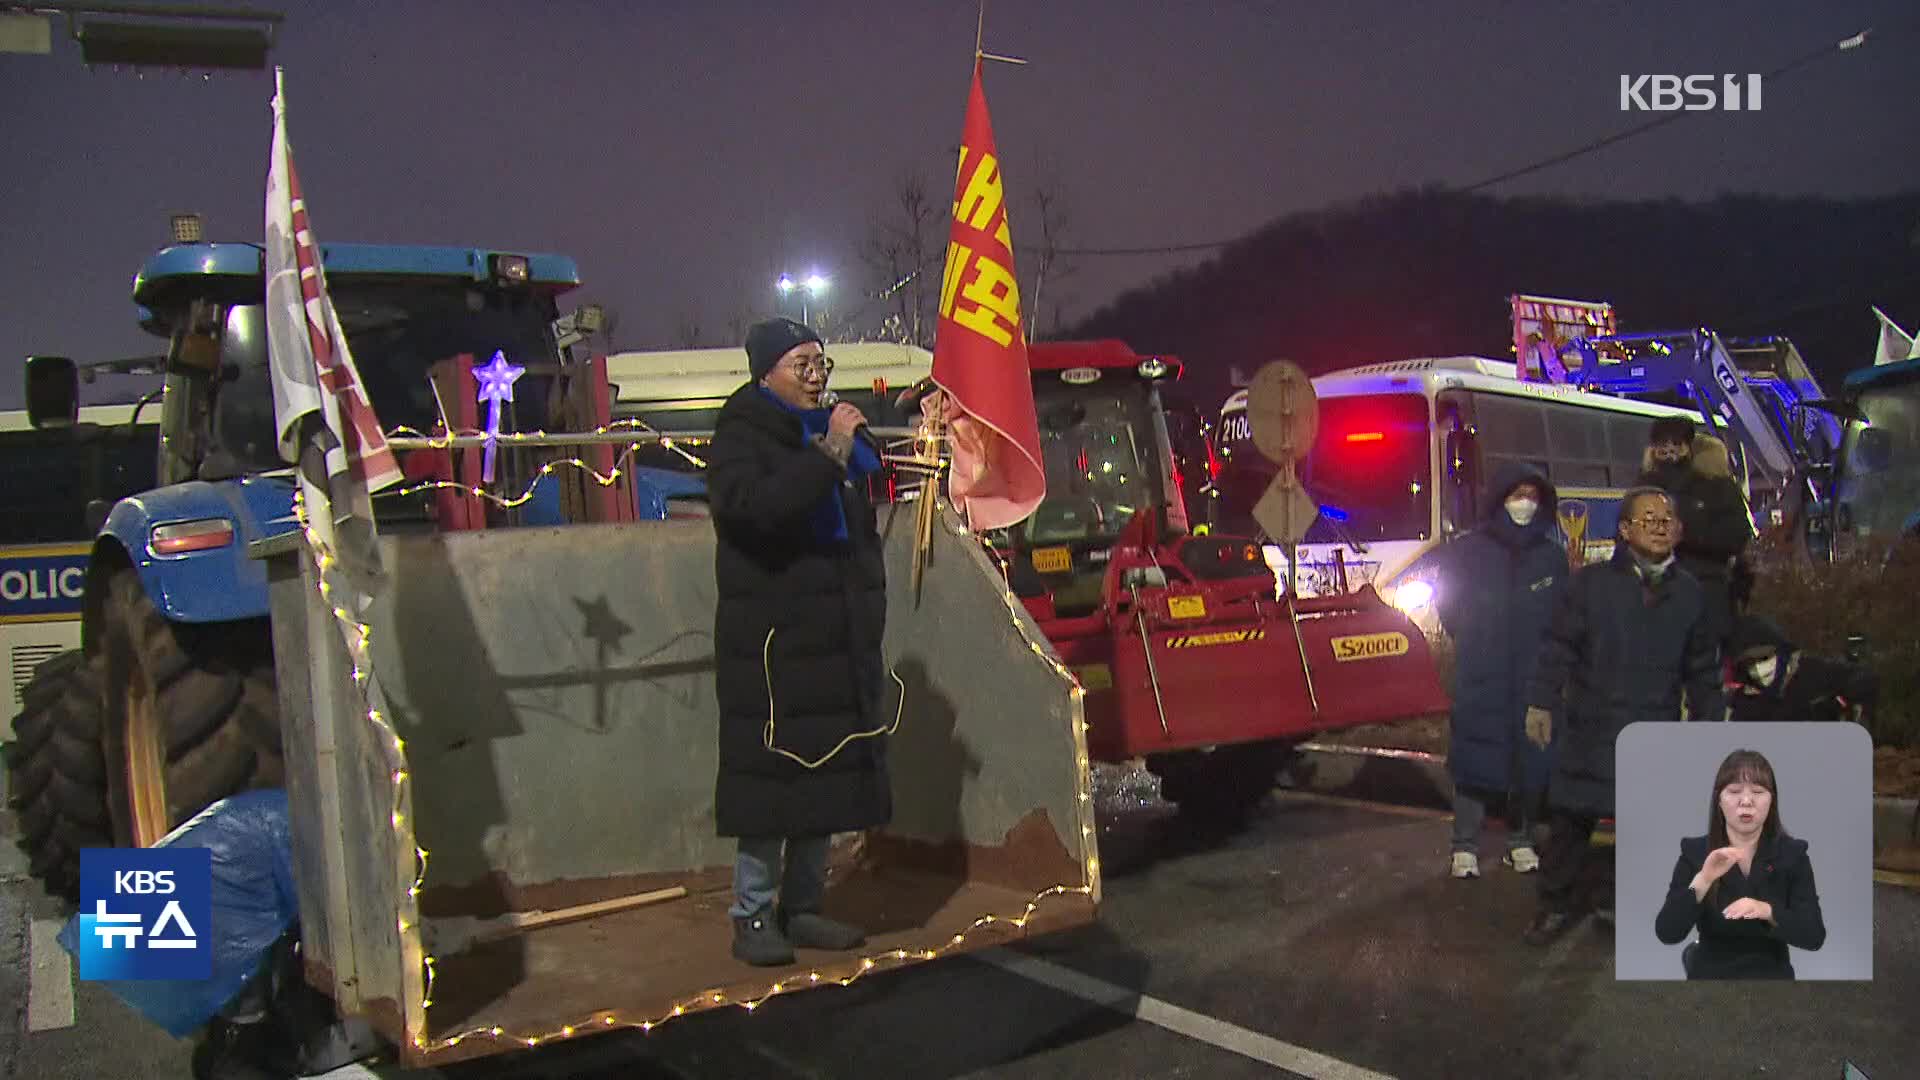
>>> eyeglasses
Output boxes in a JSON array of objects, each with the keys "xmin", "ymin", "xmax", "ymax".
[
  {"xmin": 783, "ymin": 354, "xmax": 834, "ymax": 377},
  {"xmin": 1628, "ymin": 514, "xmax": 1677, "ymax": 529}
]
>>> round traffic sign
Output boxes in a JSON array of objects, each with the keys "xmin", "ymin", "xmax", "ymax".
[{"xmin": 1246, "ymin": 361, "xmax": 1318, "ymax": 464}]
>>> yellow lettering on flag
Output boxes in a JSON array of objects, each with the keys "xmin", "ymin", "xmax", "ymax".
[
  {"xmin": 939, "ymin": 241, "xmax": 970, "ymax": 320},
  {"xmin": 952, "ymin": 255, "xmax": 1021, "ymax": 348},
  {"xmin": 956, "ymin": 151, "xmax": 1004, "ymax": 232}
]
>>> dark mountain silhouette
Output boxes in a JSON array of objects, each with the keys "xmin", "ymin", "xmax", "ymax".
[{"xmin": 1067, "ymin": 188, "xmax": 1920, "ymax": 415}]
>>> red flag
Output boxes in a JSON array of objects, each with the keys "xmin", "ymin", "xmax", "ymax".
[{"xmin": 931, "ymin": 60, "xmax": 1045, "ymax": 533}]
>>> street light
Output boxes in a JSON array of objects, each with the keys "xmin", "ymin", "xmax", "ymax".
[{"xmin": 776, "ymin": 271, "xmax": 829, "ymax": 324}]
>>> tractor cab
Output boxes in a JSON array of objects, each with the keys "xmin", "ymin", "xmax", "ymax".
[{"xmin": 992, "ymin": 340, "xmax": 1238, "ymax": 618}]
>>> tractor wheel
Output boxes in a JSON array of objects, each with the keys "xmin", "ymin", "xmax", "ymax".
[
  {"xmin": 4, "ymin": 650, "xmax": 111, "ymax": 901},
  {"xmin": 1147, "ymin": 739, "xmax": 1298, "ymax": 828},
  {"xmin": 97, "ymin": 570, "xmax": 282, "ymax": 850}
]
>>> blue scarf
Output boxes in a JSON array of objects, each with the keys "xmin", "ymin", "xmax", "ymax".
[{"xmin": 760, "ymin": 387, "xmax": 882, "ymax": 543}]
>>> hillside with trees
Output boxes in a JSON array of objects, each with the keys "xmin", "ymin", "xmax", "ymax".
[{"xmin": 1068, "ymin": 188, "xmax": 1920, "ymax": 413}]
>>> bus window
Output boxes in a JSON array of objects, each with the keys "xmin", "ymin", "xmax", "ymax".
[
  {"xmin": 1605, "ymin": 415, "xmax": 1647, "ymax": 481},
  {"xmin": 1473, "ymin": 393, "xmax": 1550, "ymax": 460},
  {"xmin": 1438, "ymin": 390, "xmax": 1478, "ymax": 535},
  {"xmin": 0, "ymin": 425, "xmax": 160, "ymax": 545},
  {"xmin": 1297, "ymin": 394, "xmax": 1433, "ymax": 543}
]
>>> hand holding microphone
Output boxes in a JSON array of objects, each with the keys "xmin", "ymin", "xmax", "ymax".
[{"xmin": 820, "ymin": 389, "xmax": 882, "ymax": 457}]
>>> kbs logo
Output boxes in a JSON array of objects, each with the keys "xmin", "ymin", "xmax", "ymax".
[
  {"xmin": 1620, "ymin": 74, "xmax": 1762, "ymax": 112},
  {"xmin": 1330, "ymin": 631, "xmax": 1410, "ymax": 662},
  {"xmin": 78, "ymin": 848, "xmax": 212, "ymax": 980}
]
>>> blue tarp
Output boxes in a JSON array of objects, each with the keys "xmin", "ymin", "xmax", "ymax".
[
  {"xmin": 59, "ymin": 789, "xmax": 298, "ymax": 1038},
  {"xmin": 521, "ymin": 465, "xmax": 707, "ymax": 523}
]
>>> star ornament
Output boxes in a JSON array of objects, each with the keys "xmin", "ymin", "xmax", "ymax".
[
  {"xmin": 476, "ymin": 350, "xmax": 526, "ymax": 404},
  {"xmin": 475, "ymin": 350, "xmax": 526, "ymax": 484}
]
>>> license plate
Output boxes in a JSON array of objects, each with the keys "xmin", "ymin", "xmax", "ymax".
[
  {"xmin": 1167, "ymin": 595, "xmax": 1207, "ymax": 619},
  {"xmin": 1031, "ymin": 546, "xmax": 1072, "ymax": 574}
]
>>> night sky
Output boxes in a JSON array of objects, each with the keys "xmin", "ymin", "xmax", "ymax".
[{"xmin": 2, "ymin": 0, "xmax": 1913, "ymax": 407}]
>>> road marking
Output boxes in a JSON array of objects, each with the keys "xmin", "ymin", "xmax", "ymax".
[
  {"xmin": 979, "ymin": 948, "xmax": 1397, "ymax": 1080},
  {"xmin": 1275, "ymin": 789, "xmax": 1450, "ymax": 821},
  {"xmin": 27, "ymin": 917, "xmax": 75, "ymax": 1032}
]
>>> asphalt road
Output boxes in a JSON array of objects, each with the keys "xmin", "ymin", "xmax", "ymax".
[{"xmin": 6, "ymin": 772, "xmax": 1917, "ymax": 1080}]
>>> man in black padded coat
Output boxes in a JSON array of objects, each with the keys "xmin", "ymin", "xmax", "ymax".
[{"xmin": 708, "ymin": 317, "xmax": 892, "ymax": 967}]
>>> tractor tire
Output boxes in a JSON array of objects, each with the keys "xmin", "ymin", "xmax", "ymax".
[
  {"xmin": 4, "ymin": 649, "xmax": 111, "ymax": 901},
  {"xmin": 1147, "ymin": 739, "xmax": 1298, "ymax": 828},
  {"xmin": 97, "ymin": 569, "xmax": 282, "ymax": 851}
]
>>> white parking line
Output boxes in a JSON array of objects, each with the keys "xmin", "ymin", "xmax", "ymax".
[
  {"xmin": 979, "ymin": 948, "xmax": 1398, "ymax": 1080},
  {"xmin": 27, "ymin": 918, "xmax": 75, "ymax": 1032}
]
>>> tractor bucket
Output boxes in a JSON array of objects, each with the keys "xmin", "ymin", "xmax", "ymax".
[
  {"xmin": 261, "ymin": 503, "xmax": 1097, "ymax": 1068},
  {"xmin": 1092, "ymin": 583, "xmax": 1450, "ymax": 757}
]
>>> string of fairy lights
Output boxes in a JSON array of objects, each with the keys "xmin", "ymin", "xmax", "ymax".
[{"xmin": 288, "ymin": 416, "xmax": 1101, "ymax": 1056}]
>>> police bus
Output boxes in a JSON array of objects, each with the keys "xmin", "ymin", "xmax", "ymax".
[
  {"xmin": 1, "ymin": 402, "xmax": 159, "ymax": 718},
  {"xmin": 1211, "ymin": 356, "xmax": 1746, "ymax": 626}
]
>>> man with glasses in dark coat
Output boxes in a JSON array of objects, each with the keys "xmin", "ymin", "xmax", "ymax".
[
  {"xmin": 708, "ymin": 317, "xmax": 892, "ymax": 967},
  {"xmin": 1522, "ymin": 487, "xmax": 1725, "ymax": 946}
]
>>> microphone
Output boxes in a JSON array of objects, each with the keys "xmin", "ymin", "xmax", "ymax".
[{"xmin": 818, "ymin": 389, "xmax": 885, "ymax": 459}]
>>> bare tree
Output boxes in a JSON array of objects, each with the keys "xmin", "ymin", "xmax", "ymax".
[
  {"xmin": 1022, "ymin": 154, "xmax": 1079, "ymax": 341},
  {"xmin": 859, "ymin": 169, "xmax": 941, "ymax": 347},
  {"xmin": 672, "ymin": 310, "xmax": 704, "ymax": 349},
  {"xmin": 597, "ymin": 306, "xmax": 622, "ymax": 355}
]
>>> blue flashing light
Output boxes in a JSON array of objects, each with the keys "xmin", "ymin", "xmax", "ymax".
[{"xmin": 1318, "ymin": 504, "xmax": 1350, "ymax": 523}]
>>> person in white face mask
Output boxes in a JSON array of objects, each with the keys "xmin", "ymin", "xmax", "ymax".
[
  {"xmin": 1434, "ymin": 463, "xmax": 1566, "ymax": 880},
  {"xmin": 1725, "ymin": 615, "xmax": 1877, "ymax": 725}
]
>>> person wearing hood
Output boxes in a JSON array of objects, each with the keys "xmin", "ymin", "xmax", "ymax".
[
  {"xmin": 1637, "ymin": 419, "xmax": 1754, "ymax": 647},
  {"xmin": 1725, "ymin": 615, "xmax": 1877, "ymax": 725},
  {"xmin": 708, "ymin": 317, "xmax": 891, "ymax": 967},
  {"xmin": 1522, "ymin": 486, "xmax": 1725, "ymax": 946},
  {"xmin": 1434, "ymin": 463, "xmax": 1566, "ymax": 879}
]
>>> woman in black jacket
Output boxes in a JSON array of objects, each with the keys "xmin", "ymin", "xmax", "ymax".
[{"xmin": 1653, "ymin": 749, "xmax": 1826, "ymax": 978}]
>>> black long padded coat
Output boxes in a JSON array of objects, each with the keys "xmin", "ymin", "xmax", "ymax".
[
  {"xmin": 1435, "ymin": 461, "xmax": 1567, "ymax": 798},
  {"xmin": 1654, "ymin": 831, "xmax": 1826, "ymax": 979},
  {"xmin": 707, "ymin": 383, "xmax": 892, "ymax": 839},
  {"xmin": 1526, "ymin": 545, "xmax": 1725, "ymax": 818}
]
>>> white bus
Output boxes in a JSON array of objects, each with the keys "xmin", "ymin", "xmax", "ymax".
[
  {"xmin": 1211, "ymin": 356, "xmax": 1747, "ymax": 628},
  {"xmin": 1, "ymin": 403, "xmax": 159, "ymax": 719},
  {"xmin": 607, "ymin": 341, "xmax": 932, "ymax": 432}
]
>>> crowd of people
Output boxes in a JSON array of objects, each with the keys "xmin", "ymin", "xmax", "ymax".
[{"xmin": 1433, "ymin": 416, "xmax": 1877, "ymax": 957}]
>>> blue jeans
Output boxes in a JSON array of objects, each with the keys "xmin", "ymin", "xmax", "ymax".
[
  {"xmin": 1451, "ymin": 789, "xmax": 1536, "ymax": 854},
  {"xmin": 729, "ymin": 835, "xmax": 830, "ymax": 920}
]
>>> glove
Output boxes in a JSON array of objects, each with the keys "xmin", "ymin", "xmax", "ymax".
[{"xmin": 1525, "ymin": 707, "xmax": 1553, "ymax": 749}]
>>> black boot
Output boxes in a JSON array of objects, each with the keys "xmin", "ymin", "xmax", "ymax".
[
  {"xmin": 191, "ymin": 1019, "xmax": 284, "ymax": 1080},
  {"xmin": 780, "ymin": 909, "xmax": 866, "ymax": 950},
  {"xmin": 732, "ymin": 913, "xmax": 795, "ymax": 967}
]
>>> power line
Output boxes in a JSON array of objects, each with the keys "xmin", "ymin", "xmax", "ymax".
[{"xmin": 1056, "ymin": 23, "xmax": 1892, "ymax": 259}]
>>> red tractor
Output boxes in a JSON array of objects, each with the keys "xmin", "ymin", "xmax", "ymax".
[{"xmin": 989, "ymin": 341, "xmax": 1449, "ymax": 820}]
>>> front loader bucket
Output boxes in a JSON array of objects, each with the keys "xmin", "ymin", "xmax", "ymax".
[
  {"xmin": 1098, "ymin": 584, "xmax": 1450, "ymax": 756},
  {"xmin": 262, "ymin": 505, "xmax": 1097, "ymax": 1068}
]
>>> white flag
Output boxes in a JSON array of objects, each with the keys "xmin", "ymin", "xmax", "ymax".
[
  {"xmin": 1872, "ymin": 307, "xmax": 1918, "ymax": 367},
  {"xmin": 264, "ymin": 68, "xmax": 400, "ymax": 570}
]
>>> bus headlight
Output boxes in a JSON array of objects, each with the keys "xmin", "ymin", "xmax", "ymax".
[{"xmin": 1392, "ymin": 579, "xmax": 1434, "ymax": 614}]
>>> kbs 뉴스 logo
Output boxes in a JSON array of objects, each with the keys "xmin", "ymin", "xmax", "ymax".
[{"xmin": 77, "ymin": 848, "xmax": 212, "ymax": 980}]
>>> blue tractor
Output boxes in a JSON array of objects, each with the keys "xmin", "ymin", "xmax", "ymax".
[
  {"xmin": 1815, "ymin": 344, "xmax": 1920, "ymax": 560},
  {"xmin": 4, "ymin": 238, "xmax": 657, "ymax": 899}
]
